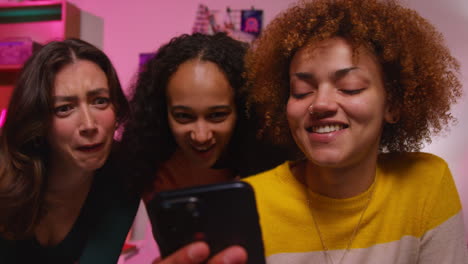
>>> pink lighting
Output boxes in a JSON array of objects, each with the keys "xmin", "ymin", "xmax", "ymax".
[{"xmin": 0, "ymin": 109, "xmax": 6, "ymax": 127}]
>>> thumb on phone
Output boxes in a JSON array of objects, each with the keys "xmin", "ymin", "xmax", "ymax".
[
  {"xmin": 153, "ymin": 242, "xmax": 209, "ymax": 264},
  {"xmin": 207, "ymin": 245, "xmax": 247, "ymax": 264},
  {"xmin": 153, "ymin": 241, "xmax": 247, "ymax": 264}
]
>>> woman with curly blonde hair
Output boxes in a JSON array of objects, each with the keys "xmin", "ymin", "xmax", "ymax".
[{"xmin": 243, "ymin": 0, "xmax": 467, "ymax": 263}]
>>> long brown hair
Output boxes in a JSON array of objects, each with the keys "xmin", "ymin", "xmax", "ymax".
[{"xmin": 0, "ymin": 39, "xmax": 128, "ymax": 240}]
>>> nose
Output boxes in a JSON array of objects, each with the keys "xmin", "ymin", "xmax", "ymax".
[
  {"xmin": 308, "ymin": 87, "xmax": 338, "ymax": 118},
  {"xmin": 79, "ymin": 107, "xmax": 98, "ymax": 136},
  {"xmin": 190, "ymin": 121, "xmax": 214, "ymax": 145}
]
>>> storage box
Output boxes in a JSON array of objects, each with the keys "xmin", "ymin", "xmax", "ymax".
[{"xmin": 0, "ymin": 38, "xmax": 42, "ymax": 65}]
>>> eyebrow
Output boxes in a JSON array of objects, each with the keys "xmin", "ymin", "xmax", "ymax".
[
  {"xmin": 209, "ymin": 105, "xmax": 232, "ymax": 111},
  {"xmin": 87, "ymin": 88, "xmax": 109, "ymax": 97},
  {"xmin": 53, "ymin": 88, "xmax": 109, "ymax": 102},
  {"xmin": 332, "ymin": 67, "xmax": 359, "ymax": 81},
  {"xmin": 170, "ymin": 105, "xmax": 232, "ymax": 111},
  {"xmin": 293, "ymin": 67, "xmax": 359, "ymax": 81},
  {"xmin": 294, "ymin": 72, "xmax": 315, "ymax": 81}
]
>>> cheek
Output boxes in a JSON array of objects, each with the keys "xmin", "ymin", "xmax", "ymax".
[
  {"xmin": 286, "ymin": 99, "xmax": 305, "ymax": 129},
  {"xmin": 347, "ymin": 101, "xmax": 371, "ymax": 120},
  {"xmin": 97, "ymin": 110, "xmax": 117, "ymax": 138},
  {"xmin": 214, "ymin": 115, "xmax": 237, "ymax": 142},
  {"xmin": 48, "ymin": 118, "xmax": 76, "ymax": 142},
  {"xmin": 345, "ymin": 96, "xmax": 386, "ymax": 123},
  {"xmin": 167, "ymin": 117, "xmax": 189, "ymax": 142},
  {"xmin": 47, "ymin": 118, "xmax": 77, "ymax": 156},
  {"xmin": 212, "ymin": 115, "xmax": 237, "ymax": 149},
  {"xmin": 102, "ymin": 110, "xmax": 117, "ymax": 128}
]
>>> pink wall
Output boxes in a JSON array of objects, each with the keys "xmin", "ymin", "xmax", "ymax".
[
  {"xmin": 404, "ymin": 0, "xmax": 468, "ymax": 238},
  {"xmin": 67, "ymin": 0, "xmax": 468, "ymax": 236},
  {"xmin": 67, "ymin": 0, "xmax": 295, "ymax": 93}
]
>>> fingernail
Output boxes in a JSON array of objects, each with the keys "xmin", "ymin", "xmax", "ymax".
[
  {"xmin": 222, "ymin": 250, "xmax": 244, "ymax": 264},
  {"xmin": 188, "ymin": 243, "xmax": 206, "ymax": 262}
]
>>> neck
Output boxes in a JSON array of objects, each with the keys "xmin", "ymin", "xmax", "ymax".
[
  {"xmin": 295, "ymin": 154, "xmax": 378, "ymax": 199},
  {"xmin": 46, "ymin": 161, "xmax": 94, "ymax": 203},
  {"xmin": 157, "ymin": 150, "xmax": 236, "ymax": 191},
  {"xmin": 35, "ymin": 163, "xmax": 94, "ymax": 247}
]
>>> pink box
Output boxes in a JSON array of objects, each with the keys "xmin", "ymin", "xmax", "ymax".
[{"xmin": 0, "ymin": 38, "xmax": 42, "ymax": 65}]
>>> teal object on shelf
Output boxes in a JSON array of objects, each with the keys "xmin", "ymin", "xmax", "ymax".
[{"xmin": 0, "ymin": 5, "xmax": 61, "ymax": 23}]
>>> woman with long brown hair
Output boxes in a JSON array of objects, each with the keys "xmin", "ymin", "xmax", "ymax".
[{"xmin": 0, "ymin": 39, "xmax": 139, "ymax": 263}]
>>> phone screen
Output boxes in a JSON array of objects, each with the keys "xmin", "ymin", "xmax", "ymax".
[{"xmin": 147, "ymin": 181, "xmax": 266, "ymax": 264}]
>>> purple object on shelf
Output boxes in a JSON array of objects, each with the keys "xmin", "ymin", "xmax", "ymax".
[
  {"xmin": 139, "ymin": 53, "xmax": 156, "ymax": 71},
  {"xmin": 0, "ymin": 38, "xmax": 42, "ymax": 65},
  {"xmin": 241, "ymin": 10, "xmax": 263, "ymax": 37}
]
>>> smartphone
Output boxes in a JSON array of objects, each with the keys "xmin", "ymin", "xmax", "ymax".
[{"xmin": 147, "ymin": 181, "xmax": 266, "ymax": 264}]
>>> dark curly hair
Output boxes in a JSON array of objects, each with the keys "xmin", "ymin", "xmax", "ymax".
[
  {"xmin": 245, "ymin": 0, "xmax": 461, "ymax": 153},
  {"xmin": 120, "ymin": 33, "xmax": 252, "ymax": 195}
]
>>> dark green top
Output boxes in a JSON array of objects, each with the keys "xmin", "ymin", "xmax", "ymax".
[{"xmin": 0, "ymin": 163, "xmax": 140, "ymax": 264}]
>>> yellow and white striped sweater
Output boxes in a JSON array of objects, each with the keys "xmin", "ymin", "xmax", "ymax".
[{"xmin": 244, "ymin": 152, "xmax": 468, "ymax": 263}]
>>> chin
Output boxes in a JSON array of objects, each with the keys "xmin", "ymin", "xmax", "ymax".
[
  {"xmin": 192, "ymin": 161, "xmax": 216, "ymax": 169},
  {"xmin": 186, "ymin": 150, "xmax": 220, "ymax": 169},
  {"xmin": 310, "ymin": 160, "xmax": 342, "ymax": 168},
  {"xmin": 306, "ymin": 151, "xmax": 346, "ymax": 168},
  {"xmin": 194, "ymin": 160, "xmax": 217, "ymax": 169},
  {"xmin": 80, "ymin": 158, "xmax": 107, "ymax": 172}
]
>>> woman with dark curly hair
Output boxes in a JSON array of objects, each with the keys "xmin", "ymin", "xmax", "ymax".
[
  {"xmin": 119, "ymin": 32, "xmax": 284, "ymax": 264},
  {"xmin": 0, "ymin": 39, "xmax": 139, "ymax": 263},
  {"xmin": 121, "ymin": 32, "xmax": 284, "ymax": 199},
  {"xmin": 243, "ymin": 0, "xmax": 467, "ymax": 263}
]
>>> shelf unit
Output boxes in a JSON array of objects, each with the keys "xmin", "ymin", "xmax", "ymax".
[{"xmin": 0, "ymin": 0, "xmax": 80, "ymax": 116}]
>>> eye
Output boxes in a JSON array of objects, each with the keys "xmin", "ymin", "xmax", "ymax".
[
  {"xmin": 290, "ymin": 92, "xmax": 311, "ymax": 99},
  {"xmin": 290, "ymin": 82, "xmax": 315, "ymax": 99},
  {"xmin": 207, "ymin": 111, "xmax": 230, "ymax": 123},
  {"xmin": 172, "ymin": 112, "xmax": 195, "ymax": 124},
  {"xmin": 54, "ymin": 104, "xmax": 74, "ymax": 117},
  {"xmin": 340, "ymin": 88, "xmax": 365, "ymax": 95},
  {"xmin": 336, "ymin": 77, "xmax": 368, "ymax": 95},
  {"xmin": 93, "ymin": 97, "xmax": 111, "ymax": 109}
]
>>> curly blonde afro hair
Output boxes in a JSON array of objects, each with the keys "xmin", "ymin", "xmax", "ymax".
[{"xmin": 245, "ymin": 0, "xmax": 461, "ymax": 153}]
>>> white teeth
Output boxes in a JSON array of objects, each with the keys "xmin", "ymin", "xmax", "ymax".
[
  {"xmin": 194, "ymin": 145, "xmax": 212, "ymax": 151},
  {"xmin": 311, "ymin": 124, "xmax": 345, "ymax": 133}
]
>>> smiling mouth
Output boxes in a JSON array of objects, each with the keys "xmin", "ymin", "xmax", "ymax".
[
  {"xmin": 306, "ymin": 124, "xmax": 348, "ymax": 134},
  {"xmin": 77, "ymin": 143, "xmax": 104, "ymax": 152},
  {"xmin": 191, "ymin": 144, "xmax": 215, "ymax": 153}
]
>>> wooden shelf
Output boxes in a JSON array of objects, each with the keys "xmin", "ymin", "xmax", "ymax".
[
  {"xmin": 0, "ymin": 64, "xmax": 22, "ymax": 71},
  {"xmin": 0, "ymin": 1, "xmax": 62, "ymax": 24},
  {"xmin": 0, "ymin": 0, "xmax": 80, "ymax": 109},
  {"xmin": 0, "ymin": 0, "xmax": 65, "ymax": 8},
  {"xmin": 0, "ymin": 0, "xmax": 80, "ymax": 44}
]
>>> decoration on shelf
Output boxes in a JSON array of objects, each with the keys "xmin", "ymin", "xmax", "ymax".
[
  {"xmin": 0, "ymin": 109, "xmax": 6, "ymax": 128},
  {"xmin": 192, "ymin": 4, "xmax": 263, "ymax": 43},
  {"xmin": 0, "ymin": 0, "xmax": 79, "ymax": 115},
  {"xmin": 0, "ymin": 37, "xmax": 41, "ymax": 65},
  {"xmin": 138, "ymin": 52, "xmax": 156, "ymax": 71},
  {"xmin": 241, "ymin": 9, "xmax": 263, "ymax": 37},
  {"xmin": 192, "ymin": 4, "xmax": 212, "ymax": 35}
]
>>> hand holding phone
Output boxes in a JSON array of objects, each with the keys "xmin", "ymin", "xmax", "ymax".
[
  {"xmin": 152, "ymin": 242, "xmax": 247, "ymax": 264},
  {"xmin": 147, "ymin": 182, "xmax": 265, "ymax": 264}
]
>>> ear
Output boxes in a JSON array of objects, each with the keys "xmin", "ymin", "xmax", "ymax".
[{"xmin": 384, "ymin": 103, "xmax": 399, "ymax": 124}]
